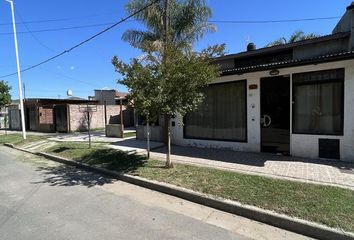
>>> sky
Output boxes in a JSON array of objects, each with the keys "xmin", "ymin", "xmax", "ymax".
[{"xmin": 0, "ymin": 0, "xmax": 352, "ymax": 100}]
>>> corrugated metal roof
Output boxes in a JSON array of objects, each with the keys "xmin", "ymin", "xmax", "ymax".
[
  {"xmin": 221, "ymin": 50, "xmax": 354, "ymax": 75},
  {"xmin": 215, "ymin": 32, "xmax": 350, "ymax": 61}
]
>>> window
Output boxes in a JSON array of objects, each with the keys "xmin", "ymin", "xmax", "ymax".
[
  {"xmin": 184, "ymin": 80, "xmax": 247, "ymax": 141},
  {"xmin": 293, "ymin": 69, "xmax": 344, "ymax": 135}
]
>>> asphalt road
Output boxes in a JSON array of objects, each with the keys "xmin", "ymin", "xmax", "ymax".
[{"xmin": 0, "ymin": 147, "xmax": 248, "ymax": 240}]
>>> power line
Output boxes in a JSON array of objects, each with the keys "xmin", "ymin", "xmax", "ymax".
[
  {"xmin": 0, "ymin": 11, "xmax": 123, "ymax": 26},
  {"xmin": 0, "ymin": 0, "xmax": 159, "ymax": 79},
  {"xmin": 0, "ymin": 22, "xmax": 120, "ymax": 36},
  {"xmin": 0, "ymin": 16, "xmax": 341, "ymax": 36},
  {"xmin": 209, "ymin": 16, "xmax": 340, "ymax": 24},
  {"xmin": 37, "ymin": 66, "xmax": 101, "ymax": 88},
  {"xmin": 14, "ymin": 9, "xmax": 58, "ymax": 53}
]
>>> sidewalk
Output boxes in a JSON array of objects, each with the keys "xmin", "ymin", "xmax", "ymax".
[
  {"xmin": 150, "ymin": 145, "xmax": 354, "ymax": 190},
  {"xmin": 7, "ymin": 129, "xmax": 354, "ymax": 191}
]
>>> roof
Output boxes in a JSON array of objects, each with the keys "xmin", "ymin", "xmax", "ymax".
[
  {"xmin": 24, "ymin": 98, "xmax": 98, "ymax": 104},
  {"xmin": 115, "ymin": 92, "xmax": 128, "ymax": 99},
  {"xmin": 216, "ymin": 32, "xmax": 350, "ymax": 62},
  {"xmin": 222, "ymin": 50, "xmax": 354, "ymax": 75},
  {"xmin": 67, "ymin": 96, "xmax": 86, "ymax": 100}
]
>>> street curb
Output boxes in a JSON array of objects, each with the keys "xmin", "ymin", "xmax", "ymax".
[{"xmin": 4, "ymin": 144, "xmax": 354, "ymax": 240}]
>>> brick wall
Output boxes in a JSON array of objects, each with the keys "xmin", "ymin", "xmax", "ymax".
[
  {"xmin": 68, "ymin": 104, "xmax": 123, "ymax": 132},
  {"xmin": 38, "ymin": 106, "xmax": 53, "ymax": 124}
]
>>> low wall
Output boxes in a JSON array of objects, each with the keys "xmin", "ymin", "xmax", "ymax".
[
  {"xmin": 68, "ymin": 104, "xmax": 132, "ymax": 132},
  {"xmin": 106, "ymin": 124, "xmax": 123, "ymax": 138},
  {"xmin": 136, "ymin": 125, "xmax": 164, "ymax": 142}
]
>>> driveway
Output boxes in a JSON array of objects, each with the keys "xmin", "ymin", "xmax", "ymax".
[{"xmin": 0, "ymin": 147, "xmax": 312, "ymax": 240}]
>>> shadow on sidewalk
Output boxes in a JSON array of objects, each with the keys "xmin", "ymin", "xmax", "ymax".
[{"xmin": 152, "ymin": 145, "xmax": 354, "ymax": 170}]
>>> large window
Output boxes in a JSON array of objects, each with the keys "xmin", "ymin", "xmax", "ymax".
[
  {"xmin": 293, "ymin": 69, "xmax": 344, "ymax": 135},
  {"xmin": 184, "ymin": 80, "xmax": 247, "ymax": 141}
]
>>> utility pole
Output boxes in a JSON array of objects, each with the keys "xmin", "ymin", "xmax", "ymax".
[
  {"xmin": 6, "ymin": 0, "xmax": 26, "ymax": 139},
  {"xmin": 119, "ymin": 98, "xmax": 124, "ymax": 138},
  {"xmin": 163, "ymin": 0, "xmax": 172, "ymax": 167}
]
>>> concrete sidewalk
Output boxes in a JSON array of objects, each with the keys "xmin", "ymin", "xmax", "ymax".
[
  {"xmin": 48, "ymin": 130, "xmax": 136, "ymax": 143},
  {"xmin": 151, "ymin": 145, "xmax": 354, "ymax": 190},
  {"xmin": 0, "ymin": 130, "xmax": 136, "ymax": 143}
]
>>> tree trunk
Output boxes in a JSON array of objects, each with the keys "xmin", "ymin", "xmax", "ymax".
[
  {"xmin": 165, "ymin": 115, "xmax": 173, "ymax": 168},
  {"xmin": 146, "ymin": 115, "xmax": 150, "ymax": 159}
]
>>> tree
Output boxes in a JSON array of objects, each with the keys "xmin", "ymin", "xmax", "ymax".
[
  {"xmin": 122, "ymin": 0, "xmax": 215, "ymax": 51},
  {"xmin": 113, "ymin": 50, "xmax": 162, "ymax": 158},
  {"xmin": 266, "ymin": 31, "xmax": 320, "ymax": 47},
  {"xmin": 117, "ymin": 0, "xmax": 219, "ymax": 167},
  {"xmin": 0, "ymin": 81, "xmax": 11, "ymax": 132},
  {"xmin": 0, "ymin": 80, "xmax": 11, "ymax": 109},
  {"xmin": 112, "ymin": 44, "xmax": 224, "ymax": 167}
]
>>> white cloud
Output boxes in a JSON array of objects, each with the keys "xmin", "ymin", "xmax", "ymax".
[{"xmin": 70, "ymin": 66, "xmax": 75, "ymax": 70}]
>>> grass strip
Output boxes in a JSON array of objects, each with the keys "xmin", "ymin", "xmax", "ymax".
[
  {"xmin": 0, "ymin": 134, "xmax": 49, "ymax": 146},
  {"xmin": 45, "ymin": 142, "xmax": 354, "ymax": 233}
]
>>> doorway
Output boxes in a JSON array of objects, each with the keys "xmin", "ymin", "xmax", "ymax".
[{"xmin": 260, "ymin": 76, "xmax": 290, "ymax": 154}]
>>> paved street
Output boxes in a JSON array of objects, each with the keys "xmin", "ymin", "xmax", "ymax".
[{"xmin": 0, "ymin": 147, "xmax": 311, "ymax": 240}]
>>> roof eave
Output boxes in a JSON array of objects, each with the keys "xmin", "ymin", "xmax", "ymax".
[{"xmin": 221, "ymin": 53, "xmax": 354, "ymax": 76}]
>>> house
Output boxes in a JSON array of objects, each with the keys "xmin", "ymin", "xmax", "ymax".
[
  {"xmin": 139, "ymin": 3, "xmax": 354, "ymax": 162},
  {"xmin": 9, "ymin": 98, "xmax": 124, "ymax": 133},
  {"xmin": 93, "ymin": 89, "xmax": 128, "ymax": 105},
  {"xmin": 91, "ymin": 89, "xmax": 134, "ymax": 127}
]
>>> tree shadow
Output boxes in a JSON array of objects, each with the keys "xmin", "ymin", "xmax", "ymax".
[
  {"xmin": 32, "ymin": 149, "xmax": 148, "ymax": 188},
  {"xmin": 33, "ymin": 164, "xmax": 114, "ymax": 188},
  {"xmin": 52, "ymin": 147, "xmax": 71, "ymax": 153},
  {"xmin": 77, "ymin": 148, "xmax": 147, "ymax": 173}
]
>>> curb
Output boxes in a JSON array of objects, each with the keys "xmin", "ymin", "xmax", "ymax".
[{"xmin": 4, "ymin": 144, "xmax": 354, "ymax": 240}]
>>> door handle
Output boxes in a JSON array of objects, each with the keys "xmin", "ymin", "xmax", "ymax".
[{"xmin": 262, "ymin": 115, "xmax": 272, "ymax": 127}]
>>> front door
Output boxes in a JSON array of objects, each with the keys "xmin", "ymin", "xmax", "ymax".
[
  {"xmin": 261, "ymin": 76, "xmax": 290, "ymax": 154},
  {"xmin": 55, "ymin": 105, "xmax": 69, "ymax": 133}
]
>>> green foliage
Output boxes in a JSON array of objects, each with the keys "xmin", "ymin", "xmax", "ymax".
[
  {"xmin": 113, "ymin": 44, "xmax": 224, "ymax": 119},
  {"xmin": 122, "ymin": 0, "xmax": 215, "ymax": 50},
  {"xmin": 116, "ymin": 0, "xmax": 224, "ymax": 120},
  {"xmin": 266, "ymin": 30, "xmax": 320, "ymax": 47},
  {"xmin": 0, "ymin": 80, "xmax": 11, "ymax": 108}
]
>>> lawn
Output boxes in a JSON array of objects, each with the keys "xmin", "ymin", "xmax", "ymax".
[
  {"xmin": 45, "ymin": 142, "xmax": 354, "ymax": 233},
  {"xmin": 124, "ymin": 131, "xmax": 136, "ymax": 138},
  {"xmin": 0, "ymin": 134, "xmax": 48, "ymax": 146},
  {"xmin": 45, "ymin": 142, "xmax": 145, "ymax": 172}
]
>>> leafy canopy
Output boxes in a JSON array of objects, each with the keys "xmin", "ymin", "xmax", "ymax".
[
  {"xmin": 122, "ymin": 0, "xmax": 215, "ymax": 50},
  {"xmin": 112, "ymin": 44, "xmax": 224, "ymax": 119},
  {"xmin": 0, "ymin": 80, "xmax": 11, "ymax": 108},
  {"xmin": 266, "ymin": 31, "xmax": 320, "ymax": 47}
]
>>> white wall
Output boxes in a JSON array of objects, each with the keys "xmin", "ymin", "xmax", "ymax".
[{"xmin": 171, "ymin": 59, "xmax": 354, "ymax": 162}]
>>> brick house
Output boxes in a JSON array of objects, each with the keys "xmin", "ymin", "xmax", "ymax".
[{"xmin": 10, "ymin": 98, "xmax": 123, "ymax": 133}]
